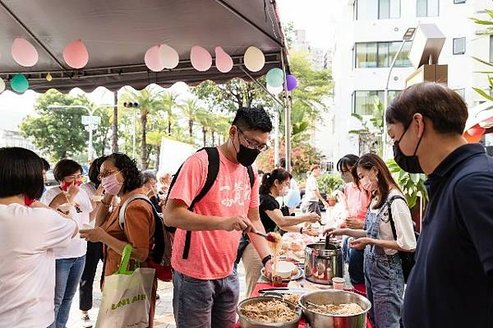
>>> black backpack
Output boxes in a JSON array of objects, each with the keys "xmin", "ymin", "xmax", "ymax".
[
  {"xmin": 118, "ymin": 194, "xmax": 174, "ymax": 281},
  {"xmin": 385, "ymin": 195, "xmax": 420, "ymax": 283},
  {"xmin": 165, "ymin": 147, "xmax": 255, "ymax": 260}
]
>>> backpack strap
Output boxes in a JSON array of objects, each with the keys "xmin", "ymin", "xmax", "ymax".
[
  {"xmin": 118, "ymin": 194, "xmax": 154, "ymax": 230},
  {"xmin": 247, "ymin": 165, "xmax": 255, "ymax": 188},
  {"xmin": 166, "ymin": 147, "xmax": 256, "ymax": 260},
  {"xmin": 385, "ymin": 195, "xmax": 407, "ymax": 241},
  {"xmin": 118, "ymin": 194, "xmax": 167, "ymax": 263},
  {"xmin": 181, "ymin": 147, "xmax": 220, "ymax": 259}
]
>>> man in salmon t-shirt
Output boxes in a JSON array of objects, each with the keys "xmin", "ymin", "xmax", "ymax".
[{"xmin": 165, "ymin": 106, "xmax": 274, "ymax": 328}]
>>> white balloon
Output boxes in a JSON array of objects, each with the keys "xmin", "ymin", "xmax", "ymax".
[
  {"xmin": 0, "ymin": 78, "xmax": 5, "ymax": 93},
  {"xmin": 244, "ymin": 46, "xmax": 265, "ymax": 72},
  {"xmin": 160, "ymin": 44, "xmax": 179, "ymax": 69},
  {"xmin": 267, "ymin": 84, "xmax": 283, "ymax": 95}
]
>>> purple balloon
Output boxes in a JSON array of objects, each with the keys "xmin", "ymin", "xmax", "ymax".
[{"xmin": 286, "ymin": 74, "xmax": 298, "ymax": 91}]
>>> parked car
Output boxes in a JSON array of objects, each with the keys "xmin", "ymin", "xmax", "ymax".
[{"xmin": 44, "ymin": 169, "xmax": 57, "ymax": 186}]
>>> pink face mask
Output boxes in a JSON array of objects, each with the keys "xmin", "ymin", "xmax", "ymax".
[
  {"xmin": 101, "ymin": 173, "xmax": 123, "ymax": 195},
  {"xmin": 360, "ymin": 176, "xmax": 377, "ymax": 192}
]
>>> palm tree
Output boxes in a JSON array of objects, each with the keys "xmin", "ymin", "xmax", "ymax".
[
  {"xmin": 120, "ymin": 86, "xmax": 162, "ymax": 169},
  {"xmin": 209, "ymin": 114, "xmax": 231, "ymax": 145},
  {"xmin": 160, "ymin": 91, "xmax": 178, "ymax": 135},
  {"xmin": 178, "ymin": 99, "xmax": 202, "ymax": 139}
]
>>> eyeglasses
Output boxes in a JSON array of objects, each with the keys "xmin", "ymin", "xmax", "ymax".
[
  {"xmin": 65, "ymin": 174, "xmax": 82, "ymax": 181},
  {"xmin": 98, "ymin": 170, "xmax": 120, "ymax": 181},
  {"xmin": 237, "ymin": 126, "xmax": 269, "ymax": 152}
]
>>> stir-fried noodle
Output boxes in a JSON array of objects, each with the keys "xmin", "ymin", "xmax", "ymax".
[
  {"xmin": 241, "ymin": 300, "xmax": 298, "ymax": 323},
  {"xmin": 306, "ymin": 302, "xmax": 364, "ymax": 315}
]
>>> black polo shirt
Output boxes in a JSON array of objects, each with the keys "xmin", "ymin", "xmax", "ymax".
[{"xmin": 403, "ymin": 144, "xmax": 493, "ymax": 328}]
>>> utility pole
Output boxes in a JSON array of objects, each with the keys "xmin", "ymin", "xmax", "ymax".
[{"xmin": 112, "ymin": 91, "xmax": 119, "ymax": 153}]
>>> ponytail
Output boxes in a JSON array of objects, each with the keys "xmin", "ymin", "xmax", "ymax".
[{"xmin": 259, "ymin": 168, "xmax": 292, "ymax": 195}]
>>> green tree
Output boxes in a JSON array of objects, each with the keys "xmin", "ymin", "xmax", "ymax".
[
  {"xmin": 159, "ymin": 91, "xmax": 179, "ymax": 135},
  {"xmin": 19, "ymin": 90, "xmax": 95, "ymax": 161},
  {"xmin": 349, "ymin": 97, "xmax": 384, "ymax": 156},
  {"xmin": 92, "ymin": 106, "xmax": 112, "ymax": 157},
  {"xmin": 288, "ymin": 50, "xmax": 333, "ymax": 122},
  {"xmin": 120, "ymin": 86, "xmax": 163, "ymax": 169},
  {"xmin": 472, "ymin": 9, "xmax": 493, "ymax": 101},
  {"xmin": 178, "ymin": 99, "xmax": 203, "ymax": 138},
  {"xmin": 192, "ymin": 78, "xmax": 276, "ymax": 114}
]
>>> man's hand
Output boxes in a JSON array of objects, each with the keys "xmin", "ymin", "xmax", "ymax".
[
  {"xmin": 304, "ymin": 213, "xmax": 321, "ymax": 223},
  {"xmin": 263, "ymin": 258, "xmax": 273, "ymax": 279},
  {"xmin": 80, "ymin": 227, "xmax": 107, "ymax": 243},
  {"xmin": 323, "ymin": 227, "xmax": 347, "ymax": 237},
  {"xmin": 220, "ymin": 215, "xmax": 254, "ymax": 232}
]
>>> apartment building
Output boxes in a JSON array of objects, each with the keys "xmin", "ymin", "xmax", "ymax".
[{"xmin": 323, "ymin": 0, "xmax": 492, "ymax": 162}]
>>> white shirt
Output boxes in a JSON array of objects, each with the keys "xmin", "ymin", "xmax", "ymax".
[
  {"xmin": 41, "ymin": 186, "xmax": 92, "ymax": 258},
  {"xmin": 368, "ymin": 189, "xmax": 417, "ymax": 255},
  {"xmin": 0, "ymin": 204, "xmax": 76, "ymax": 328},
  {"xmin": 304, "ymin": 174, "xmax": 319, "ymax": 202}
]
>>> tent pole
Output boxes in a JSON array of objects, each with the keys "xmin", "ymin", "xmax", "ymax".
[
  {"xmin": 280, "ymin": 49, "xmax": 291, "ymax": 173},
  {"xmin": 0, "ymin": 1, "xmax": 65, "ymax": 70},
  {"xmin": 240, "ymin": 67, "xmax": 284, "ymax": 108},
  {"xmin": 214, "ymin": 0, "xmax": 284, "ymax": 48},
  {"xmin": 112, "ymin": 91, "xmax": 119, "ymax": 153}
]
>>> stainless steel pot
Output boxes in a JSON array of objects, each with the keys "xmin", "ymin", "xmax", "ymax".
[
  {"xmin": 299, "ymin": 290, "xmax": 371, "ymax": 328},
  {"xmin": 236, "ymin": 295, "xmax": 302, "ymax": 328},
  {"xmin": 304, "ymin": 241, "xmax": 343, "ymax": 285}
]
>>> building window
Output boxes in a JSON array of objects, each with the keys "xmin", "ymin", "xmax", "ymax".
[
  {"xmin": 379, "ymin": 0, "xmax": 401, "ymax": 19},
  {"xmin": 454, "ymin": 0, "xmax": 466, "ymax": 3},
  {"xmin": 453, "ymin": 37, "xmax": 466, "ymax": 55},
  {"xmin": 490, "ymin": 36, "xmax": 493, "ymax": 63},
  {"xmin": 353, "ymin": 90, "xmax": 400, "ymax": 116},
  {"xmin": 417, "ymin": 0, "xmax": 439, "ymax": 17},
  {"xmin": 356, "ymin": 0, "xmax": 400, "ymax": 20},
  {"xmin": 355, "ymin": 41, "xmax": 411, "ymax": 68}
]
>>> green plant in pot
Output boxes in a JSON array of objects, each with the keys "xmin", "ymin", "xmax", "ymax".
[
  {"xmin": 317, "ymin": 173, "xmax": 344, "ymax": 206},
  {"xmin": 387, "ymin": 159, "xmax": 428, "ymax": 230}
]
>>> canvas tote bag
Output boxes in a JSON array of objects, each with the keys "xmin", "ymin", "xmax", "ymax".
[{"xmin": 96, "ymin": 244, "xmax": 155, "ymax": 328}]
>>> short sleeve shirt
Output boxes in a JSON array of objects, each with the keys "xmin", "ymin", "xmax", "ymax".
[
  {"xmin": 304, "ymin": 175, "xmax": 318, "ymax": 202},
  {"xmin": 0, "ymin": 204, "xmax": 75, "ymax": 327},
  {"xmin": 403, "ymin": 144, "xmax": 493, "ymax": 328},
  {"xmin": 168, "ymin": 148, "xmax": 259, "ymax": 280},
  {"xmin": 259, "ymin": 194, "xmax": 280, "ymax": 233},
  {"xmin": 41, "ymin": 186, "xmax": 92, "ymax": 258}
]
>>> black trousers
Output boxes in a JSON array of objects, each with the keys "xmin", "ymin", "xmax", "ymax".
[{"xmin": 79, "ymin": 241, "xmax": 103, "ymax": 311}]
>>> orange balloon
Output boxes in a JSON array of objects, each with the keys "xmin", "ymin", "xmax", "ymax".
[{"xmin": 464, "ymin": 131, "xmax": 482, "ymax": 143}]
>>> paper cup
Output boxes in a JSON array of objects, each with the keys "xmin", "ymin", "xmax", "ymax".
[{"xmin": 332, "ymin": 277, "xmax": 345, "ymax": 290}]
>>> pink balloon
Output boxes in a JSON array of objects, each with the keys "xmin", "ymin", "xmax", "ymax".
[
  {"xmin": 190, "ymin": 46, "xmax": 212, "ymax": 72},
  {"xmin": 11, "ymin": 38, "xmax": 38, "ymax": 67},
  {"xmin": 145, "ymin": 45, "xmax": 164, "ymax": 72},
  {"xmin": 63, "ymin": 40, "xmax": 89, "ymax": 69},
  {"xmin": 215, "ymin": 47, "xmax": 233, "ymax": 73}
]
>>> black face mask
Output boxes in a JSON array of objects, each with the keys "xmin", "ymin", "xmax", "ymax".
[
  {"xmin": 393, "ymin": 123, "xmax": 424, "ymax": 174},
  {"xmin": 236, "ymin": 143, "xmax": 260, "ymax": 167}
]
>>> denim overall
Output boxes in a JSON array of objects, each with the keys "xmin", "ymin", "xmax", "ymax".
[{"xmin": 364, "ymin": 205, "xmax": 405, "ymax": 328}]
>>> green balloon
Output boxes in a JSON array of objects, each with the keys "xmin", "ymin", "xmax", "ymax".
[
  {"xmin": 11, "ymin": 74, "xmax": 29, "ymax": 93},
  {"xmin": 266, "ymin": 68, "xmax": 284, "ymax": 87}
]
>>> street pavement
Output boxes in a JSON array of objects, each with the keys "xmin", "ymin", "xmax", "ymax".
[{"xmin": 66, "ymin": 262, "xmax": 248, "ymax": 328}]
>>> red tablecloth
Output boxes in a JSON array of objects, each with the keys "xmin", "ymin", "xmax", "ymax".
[{"xmin": 235, "ymin": 282, "xmax": 372, "ymax": 328}]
